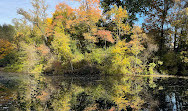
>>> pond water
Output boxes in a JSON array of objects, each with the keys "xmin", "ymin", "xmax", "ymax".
[{"xmin": 0, "ymin": 72, "xmax": 188, "ymax": 111}]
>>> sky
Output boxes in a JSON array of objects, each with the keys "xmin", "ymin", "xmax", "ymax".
[
  {"xmin": 0, "ymin": 0, "xmax": 143, "ymax": 26},
  {"xmin": 0, "ymin": 0, "xmax": 77, "ymax": 25}
]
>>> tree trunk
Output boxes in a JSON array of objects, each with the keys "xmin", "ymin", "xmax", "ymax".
[
  {"xmin": 178, "ymin": 28, "xmax": 183, "ymax": 52},
  {"xmin": 160, "ymin": 21, "xmax": 164, "ymax": 55},
  {"xmin": 174, "ymin": 27, "xmax": 177, "ymax": 52}
]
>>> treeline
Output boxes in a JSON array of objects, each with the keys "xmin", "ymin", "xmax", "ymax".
[{"xmin": 0, "ymin": 0, "xmax": 187, "ymax": 76}]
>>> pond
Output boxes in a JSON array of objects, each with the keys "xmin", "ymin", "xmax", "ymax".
[{"xmin": 0, "ymin": 72, "xmax": 188, "ymax": 111}]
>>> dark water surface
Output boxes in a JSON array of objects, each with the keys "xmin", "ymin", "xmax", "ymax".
[{"xmin": 0, "ymin": 72, "xmax": 188, "ymax": 111}]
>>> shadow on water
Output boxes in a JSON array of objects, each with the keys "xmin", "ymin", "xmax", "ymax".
[
  {"xmin": 0, "ymin": 72, "xmax": 22, "ymax": 110},
  {"xmin": 0, "ymin": 72, "xmax": 188, "ymax": 111}
]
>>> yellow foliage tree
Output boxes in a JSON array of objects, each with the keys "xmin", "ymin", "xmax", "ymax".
[
  {"xmin": 128, "ymin": 26, "xmax": 146, "ymax": 74},
  {"xmin": 0, "ymin": 39, "xmax": 14, "ymax": 60},
  {"xmin": 107, "ymin": 5, "xmax": 131, "ymax": 41},
  {"xmin": 103, "ymin": 26, "xmax": 148, "ymax": 75},
  {"xmin": 51, "ymin": 33, "xmax": 73, "ymax": 61}
]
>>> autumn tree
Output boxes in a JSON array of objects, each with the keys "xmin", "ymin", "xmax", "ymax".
[
  {"xmin": 50, "ymin": 18, "xmax": 84, "ymax": 72},
  {"xmin": 4, "ymin": 0, "xmax": 53, "ymax": 73},
  {"xmin": 51, "ymin": 32, "xmax": 74, "ymax": 69},
  {"xmin": 17, "ymin": 0, "xmax": 49, "ymax": 45},
  {"xmin": 0, "ymin": 24, "xmax": 15, "ymax": 66},
  {"xmin": 74, "ymin": 0, "xmax": 101, "ymax": 27},
  {"xmin": 1, "ymin": 0, "xmax": 186, "ymax": 76},
  {"xmin": 52, "ymin": 3, "xmax": 76, "ymax": 34},
  {"xmin": 95, "ymin": 30, "xmax": 114, "ymax": 48},
  {"xmin": 128, "ymin": 26, "xmax": 146, "ymax": 74},
  {"xmin": 0, "ymin": 39, "xmax": 14, "ymax": 60},
  {"xmin": 106, "ymin": 5, "xmax": 131, "ymax": 41},
  {"xmin": 51, "ymin": 0, "xmax": 102, "ymax": 52},
  {"xmin": 5, "ymin": 41, "xmax": 42, "ymax": 73},
  {"xmin": 101, "ymin": 26, "xmax": 157, "ymax": 75},
  {"xmin": 72, "ymin": 0, "xmax": 102, "ymax": 49}
]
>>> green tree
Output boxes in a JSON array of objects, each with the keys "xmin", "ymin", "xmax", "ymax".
[
  {"xmin": 17, "ymin": 0, "xmax": 48, "ymax": 45},
  {"xmin": 100, "ymin": 0, "xmax": 150, "ymax": 25},
  {"xmin": 0, "ymin": 24, "xmax": 15, "ymax": 41},
  {"xmin": 6, "ymin": 42, "xmax": 42, "ymax": 73},
  {"xmin": 143, "ymin": 0, "xmax": 175, "ymax": 54},
  {"xmin": 170, "ymin": 0, "xmax": 188, "ymax": 52}
]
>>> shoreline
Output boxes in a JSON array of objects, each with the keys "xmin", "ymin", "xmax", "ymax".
[{"xmin": 0, "ymin": 70, "xmax": 188, "ymax": 79}]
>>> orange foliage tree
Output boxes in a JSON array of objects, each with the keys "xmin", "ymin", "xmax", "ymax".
[
  {"xmin": 74, "ymin": 0, "xmax": 101, "ymax": 24},
  {"xmin": 0, "ymin": 39, "xmax": 14, "ymax": 60},
  {"xmin": 95, "ymin": 30, "xmax": 114, "ymax": 48},
  {"xmin": 71, "ymin": 0, "xmax": 102, "ymax": 43},
  {"xmin": 53, "ymin": 3, "xmax": 76, "ymax": 30}
]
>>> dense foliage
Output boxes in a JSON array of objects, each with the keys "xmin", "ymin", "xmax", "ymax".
[
  {"xmin": 0, "ymin": 0, "xmax": 187, "ymax": 76},
  {"xmin": 0, "ymin": 1, "xmax": 188, "ymax": 111}
]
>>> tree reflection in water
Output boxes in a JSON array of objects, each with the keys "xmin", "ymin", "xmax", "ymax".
[{"xmin": 0, "ymin": 73, "xmax": 187, "ymax": 111}]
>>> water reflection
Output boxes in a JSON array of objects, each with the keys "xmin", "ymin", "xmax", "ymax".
[
  {"xmin": 0, "ymin": 73, "xmax": 187, "ymax": 111},
  {"xmin": 155, "ymin": 78, "xmax": 188, "ymax": 111}
]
